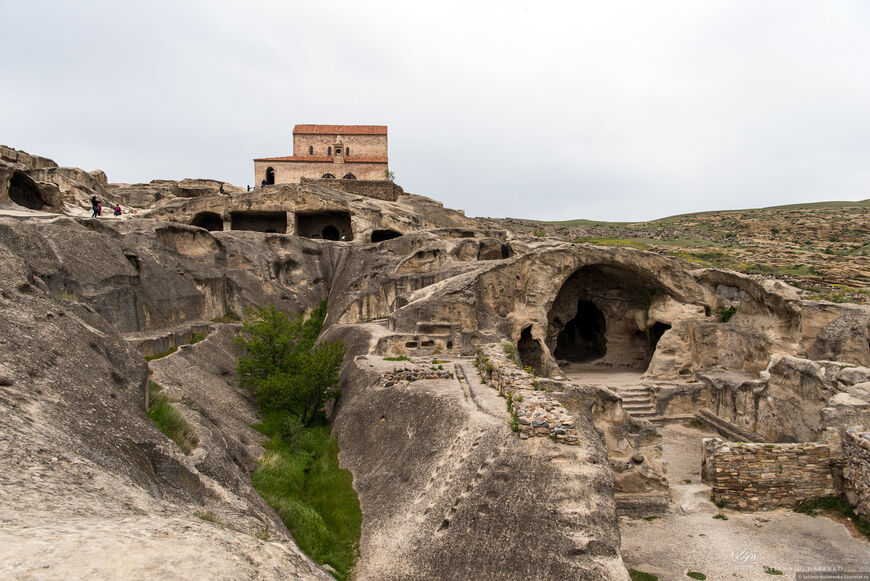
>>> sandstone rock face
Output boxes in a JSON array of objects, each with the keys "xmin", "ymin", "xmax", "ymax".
[
  {"xmin": 110, "ymin": 179, "xmax": 244, "ymax": 208},
  {"xmin": 6, "ymin": 144, "xmax": 870, "ymax": 577},
  {"xmin": 325, "ymin": 325, "xmax": 630, "ymax": 581},
  {"xmin": 0, "ymin": 237, "xmax": 331, "ymax": 580}
]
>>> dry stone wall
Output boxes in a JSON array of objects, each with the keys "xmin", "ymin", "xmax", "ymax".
[
  {"xmin": 702, "ymin": 438, "xmax": 835, "ymax": 510},
  {"xmin": 843, "ymin": 428, "xmax": 870, "ymax": 520},
  {"xmin": 300, "ymin": 178, "xmax": 401, "ymax": 201}
]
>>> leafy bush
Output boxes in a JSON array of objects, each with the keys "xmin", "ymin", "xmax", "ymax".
[
  {"xmin": 532, "ymin": 228, "xmax": 546, "ymax": 237},
  {"xmin": 384, "ymin": 355, "xmax": 411, "ymax": 362},
  {"xmin": 628, "ymin": 569, "xmax": 659, "ymax": 581},
  {"xmin": 236, "ymin": 303, "xmax": 344, "ymax": 426},
  {"xmin": 502, "ymin": 341, "xmax": 518, "ymax": 365},
  {"xmin": 687, "ymin": 573, "xmax": 706, "ymax": 580},
  {"xmin": 717, "ymin": 306, "xmax": 738, "ymax": 322}
]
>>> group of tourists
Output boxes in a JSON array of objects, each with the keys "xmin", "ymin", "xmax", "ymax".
[{"xmin": 90, "ymin": 196, "xmax": 122, "ymax": 218}]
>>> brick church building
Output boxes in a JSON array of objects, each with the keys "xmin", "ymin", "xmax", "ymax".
[{"xmin": 253, "ymin": 124, "xmax": 389, "ymax": 186}]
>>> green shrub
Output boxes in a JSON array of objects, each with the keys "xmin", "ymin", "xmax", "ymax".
[
  {"xmin": 190, "ymin": 332, "xmax": 208, "ymax": 344},
  {"xmin": 713, "ymin": 513, "xmax": 728, "ymax": 520},
  {"xmin": 532, "ymin": 228, "xmax": 546, "ymax": 237},
  {"xmin": 238, "ymin": 303, "xmax": 360, "ymax": 579},
  {"xmin": 763, "ymin": 567, "xmax": 783, "ymax": 575},
  {"xmin": 717, "ymin": 306, "xmax": 738, "ymax": 322},
  {"xmin": 236, "ymin": 303, "xmax": 344, "ymax": 426},
  {"xmin": 384, "ymin": 355, "xmax": 411, "ymax": 362},
  {"xmin": 687, "ymin": 573, "xmax": 706, "ymax": 580},
  {"xmin": 147, "ymin": 381, "xmax": 199, "ymax": 453},
  {"xmin": 628, "ymin": 569, "xmax": 659, "ymax": 581}
]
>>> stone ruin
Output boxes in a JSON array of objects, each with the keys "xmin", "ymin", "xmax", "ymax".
[{"xmin": 1, "ymin": 143, "xmax": 869, "ymax": 579}]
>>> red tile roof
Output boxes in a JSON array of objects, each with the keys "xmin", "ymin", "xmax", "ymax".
[
  {"xmin": 292, "ymin": 124, "xmax": 387, "ymax": 136},
  {"xmin": 253, "ymin": 155, "xmax": 388, "ymax": 164}
]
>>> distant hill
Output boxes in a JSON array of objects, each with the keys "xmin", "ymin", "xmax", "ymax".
[{"xmin": 485, "ymin": 200, "xmax": 870, "ymax": 301}]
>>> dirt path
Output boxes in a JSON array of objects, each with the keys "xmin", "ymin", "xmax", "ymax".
[{"xmin": 619, "ymin": 423, "xmax": 870, "ymax": 580}]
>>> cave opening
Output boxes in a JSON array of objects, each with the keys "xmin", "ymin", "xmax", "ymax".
[
  {"xmin": 546, "ymin": 263, "xmax": 667, "ymax": 371},
  {"xmin": 553, "ymin": 300, "xmax": 607, "ymax": 362},
  {"xmin": 517, "ymin": 326, "xmax": 543, "ymax": 374},
  {"xmin": 191, "ymin": 211, "xmax": 223, "ymax": 231},
  {"xmin": 322, "ymin": 225, "xmax": 340, "ymax": 240},
  {"xmin": 9, "ymin": 171, "xmax": 44, "ymax": 210},
  {"xmin": 371, "ymin": 229, "xmax": 402, "ymax": 243},
  {"xmin": 648, "ymin": 322, "xmax": 671, "ymax": 352},
  {"xmin": 229, "ymin": 211, "xmax": 287, "ymax": 233},
  {"xmin": 295, "ymin": 211, "xmax": 353, "ymax": 241}
]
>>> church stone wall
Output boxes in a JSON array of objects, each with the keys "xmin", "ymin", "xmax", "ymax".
[
  {"xmin": 292, "ymin": 134, "xmax": 387, "ymax": 157},
  {"xmin": 300, "ymin": 178, "xmax": 402, "ymax": 201},
  {"xmin": 254, "ymin": 160, "xmax": 386, "ymax": 185}
]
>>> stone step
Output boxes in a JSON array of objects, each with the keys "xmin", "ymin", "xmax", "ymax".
[
  {"xmin": 628, "ymin": 410, "xmax": 657, "ymax": 418},
  {"xmin": 622, "ymin": 401, "xmax": 654, "ymax": 408},
  {"xmin": 620, "ymin": 395, "xmax": 652, "ymax": 402}
]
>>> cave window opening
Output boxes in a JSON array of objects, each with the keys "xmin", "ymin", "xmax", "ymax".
[
  {"xmin": 553, "ymin": 300, "xmax": 607, "ymax": 362},
  {"xmin": 190, "ymin": 211, "xmax": 223, "ymax": 231},
  {"xmin": 9, "ymin": 172, "xmax": 44, "ymax": 210},
  {"xmin": 517, "ymin": 326, "xmax": 543, "ymax": 375},
  {"xmin": 647, "ymin": 322, "xmax": 671, "ymax": 352},
  {"xmin": 322, "ymin": 225, "xmax": 340, "ymax": 240},
  {"xmin": 371, "ymin": 229, "xmax": 402, "ymax": 243}
]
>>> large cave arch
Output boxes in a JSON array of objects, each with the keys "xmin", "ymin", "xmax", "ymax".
[
  {"xmin": 8, "ymin": 171, "xmax": 45, "ymax": 210},
  {"xmin": 546, "ymin": 263, "xmax": 666, "ymax": 371},
  {"xmin": 190, "ymin": 211, "xmax": 223, "ymax": 231}
]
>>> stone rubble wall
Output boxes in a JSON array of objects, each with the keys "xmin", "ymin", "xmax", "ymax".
[
  {"xmin": 474, "ymin": 344, "xmax": 580, "ymax": 445},
  {"xmin": 702, "ymin": 438, "xmax": 835, "ymax": 510},
  {"xmin": 842, "ymin": 428, "xmax": 870, "ymax": 520},
  {"xmin": 300, "ymin": 178, "xmax": 402, "ymax": 202},
  {"xmin": 380, "ymin": 365, "xmax": 454, "ymax": 387}
]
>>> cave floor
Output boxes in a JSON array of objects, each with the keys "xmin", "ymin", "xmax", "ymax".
[{"xmin": 618, "ymin": 422, "xmax": 870, "ymax": 580}]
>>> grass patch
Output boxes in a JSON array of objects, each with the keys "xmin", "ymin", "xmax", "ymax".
[
  {"xmin": 194, "ymin": 510, "xmax": 223, "ymax": 525},
  {"xmin": 383, "ymin": 355, "xmax": 411, "ymax": 362},
  {"xmin": 532, "ymin": 228, "xmax": 546, "ymax": 237},
  {"xmin": 190, "ymin": 331, "xmax": 208, "ymax": 344},
  {"xmin": 713, "ymin": 513, "xmax": 728, "ymax": 520},
  {"xmin": 212, "ymin": 312, "xmax": 240, "ymax": 323},
  {"xmin": 628, "ymin": 569, "xmax": 659, "ymax": 581},
  {"xmin": 572, "ymin": 237, "xmax": 650, "ymax": 250},
  {"xmin": 145, "ymin": 346, "xmax": 178, "ymax": 361},
  {"xmin": 147, "ymin": 380, "xmax": 199, "ymax": 453},
  {"xmin": 687, "ymin": 573, "xmax": 706, "ymax": 580},
  {"xmin": 795, "ymin": 496, "xmax": 870, "ymax": 540},
  {"xmin": 763, "ymin": 567, "xmax": 783, "ymax": 575},
  {"xmin": 251, "ymin": 412, "xmax": 361, "ymax": 580},
  {"xmin": 502, "ymin": 341, "xmax": 518, "ymax": 365},
  {"xmin": 643, "ymin": 515, "xmax": 660, "ymax": 521}
]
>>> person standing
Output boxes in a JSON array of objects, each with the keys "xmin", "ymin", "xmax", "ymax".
[
  {"xmin": 114, "ymin": 204, "xmax": 121, "ymax": 216},
  {"xmin": 91, "ymin": 196, "xmax": 100, "ymax": 218}
]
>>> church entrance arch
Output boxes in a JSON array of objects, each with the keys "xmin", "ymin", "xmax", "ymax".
[{"xmin": 265, "ymin": 167, "xmax": 275, "ymax": 185}]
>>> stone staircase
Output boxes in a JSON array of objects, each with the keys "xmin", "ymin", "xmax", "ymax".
[{"xmin": 616, "ymin": 386, "xmax": 656, "ymax": 419}]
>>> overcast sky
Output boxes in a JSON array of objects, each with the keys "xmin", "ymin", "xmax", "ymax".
[{"xmin": 1, "ymin": 1, "xmax": 869, "ymax": 221}]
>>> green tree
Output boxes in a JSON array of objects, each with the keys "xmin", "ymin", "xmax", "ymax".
[{"xmin": 235, "ymin": 303, "xmax": 344, "ymax": 425}]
